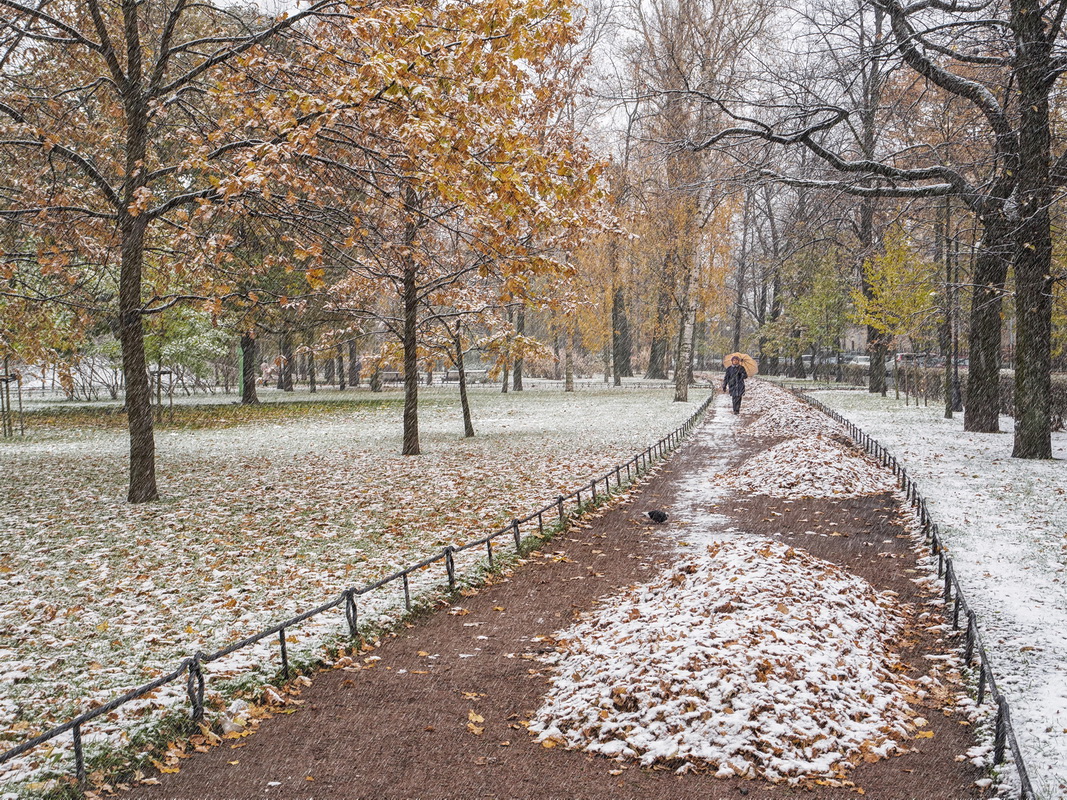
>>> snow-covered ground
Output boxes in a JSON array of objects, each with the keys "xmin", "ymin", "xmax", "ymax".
[
  {"xmin": 0, "ymin": 387, "xmax": 708, "ymax": 792},
  {"xmin": 807, "ymin": 387, "xmax": 1067, "ymax": 800},
  {"xmin": 6, "ymin": 379, "xmax": 1061, "ymax": 797},
  {"xmin": 531, "ymin": 387, "xmax": 983, "ymax": 791}
]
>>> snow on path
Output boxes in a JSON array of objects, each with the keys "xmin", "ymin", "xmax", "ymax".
[
  {"xmin": 529, "ymin": 538, "xmax": 919, "ymax": 785},
  {"xmin": 716, "ymin": 434, "xmax": 898, "ymax": 498},
  {"xmin": 810, "ymin": 388, "xmax": 1067, "ymax": 800},
  {"xmin": 530, "ymin": 387, "xmax": 960, "ymax": 788}
]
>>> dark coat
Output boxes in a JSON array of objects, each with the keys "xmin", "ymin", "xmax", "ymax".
[{"xmin": 722, "ymin": 364, "xmax": 747, "ymax": 397}]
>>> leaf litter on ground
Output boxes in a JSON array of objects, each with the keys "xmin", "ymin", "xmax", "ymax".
[
  {"xmin": 0, "ymin": 387, "xmax": 708, "ymax": 789},
  {"xmin": 529, "ymin": 539, "xmax": 923, "ymax": 786},
  {"xmin": 529, "ymin": 384, "xmax": 977, "ymax": 789}
]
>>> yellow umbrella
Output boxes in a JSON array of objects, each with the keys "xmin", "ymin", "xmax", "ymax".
[{"xmin": 723, "ymin": 352, "xmax": 758, "ymax": 376}]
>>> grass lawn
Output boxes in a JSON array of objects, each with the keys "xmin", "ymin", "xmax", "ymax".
[{"xmin": 0, "ymin": 385, "xmax": 708, "ymax": 790}]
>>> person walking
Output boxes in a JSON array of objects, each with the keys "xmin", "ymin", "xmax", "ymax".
[{"xmin": 722, "ymin": 355, "xmax": 747, "ymax": 415}]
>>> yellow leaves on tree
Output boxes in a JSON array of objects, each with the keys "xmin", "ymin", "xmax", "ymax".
[{"xmin": 852, "ymin": 225, "xmax": 939, "ymax": 344}]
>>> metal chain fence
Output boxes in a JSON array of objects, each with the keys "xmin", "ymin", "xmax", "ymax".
[
  {"xmin": 0, "ymin": 394, "xmax": 714, "ymax": 792},
  {"xmin": 796, "ymin": 390, "xmax": 1036, "ymax": 800}
]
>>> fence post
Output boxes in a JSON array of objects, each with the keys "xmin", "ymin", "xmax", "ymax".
[
  {"xmin": 279, "ymin": 627, "xmax": 289, "ymax": 680},
  {"xmin": 964, "ymin": 610, "xmax": 977, "ymax": 665},
  {"xmin": 486, "ymin": 538, "xmax": 494, "ymax": 568},
  {"xmin": 994, "ymin": 697, "xmax": 1008, "ymax": 765},
  {"xmin": 73, "ymin": 722, "xmax": 86, "ymax": 789},
  {"xmin": 186, "ymin": 653, "xmax": 205, "ymax": 722},
  {"xmin": 512, "ymin": 519, "xmax": 521, "ymax": 550},
  {"xmin": 403, "ymin": 573, "xmax": 411, "ymax": 611},
  {"xmin": 445, "ymin": 546, "xmax": 456, "ymax": 590},
  {"xmin": 557, "ymin": 496, "xmax": 564, "ymax": 521},
  {"xmin": 345, "ymin": 590, "xmax": 358, "ymax": 638},
  {"xmin": 591, "ymin": 479, "xmax": 597, "ymax": 502}
]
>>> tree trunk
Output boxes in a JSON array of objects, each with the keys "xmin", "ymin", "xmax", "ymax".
[
  {"xmin": 117, "ymin": 67, "xmax": 158, "ymax": 503},
  {"xmin": 337, "ymin": 351, "xmax": 346, "ymax": 391},
  {"xmin": 119, "ymin": 246, "xmax": 157, "ymax": 503},
  {"xmin": 1010, "ymin": 0, "xmax": 1054, "ymax": 458},
  {"xmin": 308, "ymin": 351, "xmax": 316, "ymax": 394},
  {"xmin": 278, "ymin": 332, "xmax": 294, "ymax": 391},
  {"xmin": 565, "ymin": 335, "xmax": 575, "ymax": 392},
  {"xmin": 675, "ymin": 260, "xmax": 697, "ymax": 403},
  {"xmin": 454, "ymin": 335, "xmax": 474, "ymax": 437},
  {"xmin": 732, "ymin": 189, "xmax": 752, "ymax": 354},
  {"xmin": 513, "ymin": 306, "xmax": 525, "ymax": 391},
  {"xmin": 645, "ymin": 284, "xmax": 672, "ymax": 380},
  {"xmin": 689, "ymin": 318, "xmax": 699, "ymax": 385},
  {"xmin": 767, "ymin": 270, "xmax": 782, "ymax": 375},
  {"xmin": 940, "ymin": 203, "xmax": 956, "ymax": 419},
  {"xmin": 857, "ymin": 198, "xmax": 889, "ymax": 395},
  {"xmin": 402, "ymin": 260, "xmax": 420, "ymax": 454},
  {"xmin": 501, "ymin": 307, "xmax": 511, "ymax": 393},
  {"xmin": 401, "ymin": 185, "xmax": 421, "ymax": 455},
  {"xmin": 964, "ymin": 215, "xmax": 1010, "ymax": 432},
  {"xmin": 611, "ymin": 286, "xmax": 632, "ymax": 386},
  {"xmin": 348, "ymin": 341, "xmax": 360, "ymax": 386},
  {"xmin": 240, "ymin": 332, "xmax": 259, "ymax": 405},
  {"xmin": 854, "ymin": 11, "xmax": 889, "ymax": 397}
]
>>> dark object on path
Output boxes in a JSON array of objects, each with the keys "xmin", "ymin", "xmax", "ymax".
[{"xmin": 646, "ymin": 509, "xmax": 669, "ymax": 524}]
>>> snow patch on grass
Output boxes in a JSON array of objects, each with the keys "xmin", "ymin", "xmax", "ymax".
[
  {"xmin": 810, "ymin": 387, "xmax": 1067, "ymax": 799},
  {"xmin": 0, "ymin": 387, "xmax": 707, "ymax": 788}
]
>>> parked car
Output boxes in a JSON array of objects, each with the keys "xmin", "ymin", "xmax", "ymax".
[{"xmin": 894, "ymin": 352, "xmax": 938, "ymax": 368}]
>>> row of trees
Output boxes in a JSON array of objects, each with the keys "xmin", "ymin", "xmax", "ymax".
[
  {"xmin": 648, "ymin": 0, "xmax": 1066, "ymax": 459},
  {"xmin": 4, "ymin": 0, "xmax": 1066, "ymax": 504},
  {"xmin": 544, "ymin": 0, "xmax": 1065, "ymax": 456},
  {"xmin": 1, "ymin": 0, "xmax": 612, "ymax": 500}
]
